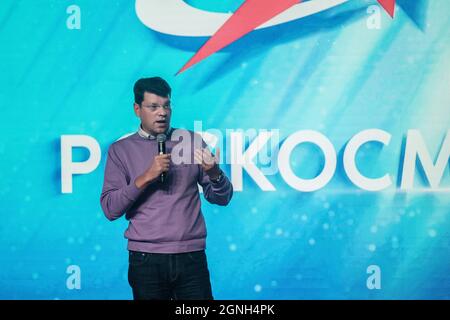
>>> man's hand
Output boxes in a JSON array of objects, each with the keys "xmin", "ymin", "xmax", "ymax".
[
  {"xmin": 135, "ymin": 154, "xmax": 171, "ymax": 188},
  {"xmin": 194, "ymin": 147, "xmax": 221, "ymax": 180}
]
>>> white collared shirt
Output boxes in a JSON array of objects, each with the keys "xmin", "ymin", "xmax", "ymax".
[{"xmin": 137, "ymin": 124, "xmax": 172, "ymax": 140}]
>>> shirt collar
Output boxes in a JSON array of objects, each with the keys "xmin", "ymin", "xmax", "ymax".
[{"xmin": 138, "ymin": 124, "xmax": 172, "ymax": 140}]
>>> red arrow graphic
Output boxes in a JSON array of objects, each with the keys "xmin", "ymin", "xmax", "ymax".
[
  {"xmin": 177, "ymin": 0, "xmax": 300, "ymax": 74},
  {"xmin": 377, "ymin": 0, "xmax": 396, "ymax": 18},
  {"xmin": 177, "ymin": 0, "xmax": 396, "ymax": 75}
]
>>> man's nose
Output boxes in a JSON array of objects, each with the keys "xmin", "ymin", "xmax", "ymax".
[{"xmin": 158, "ymin": 107, "xmax": 167, "ymax": 116}]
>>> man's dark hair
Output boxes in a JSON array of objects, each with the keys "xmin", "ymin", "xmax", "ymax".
[{"xmin": 133, "ymin": 77, "xmax": 171, "ymax": 105}]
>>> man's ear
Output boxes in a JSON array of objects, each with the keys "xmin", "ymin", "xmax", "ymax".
[{"xmin": 133, "ymin": 103, "xmax": 140, "ymax": 117}]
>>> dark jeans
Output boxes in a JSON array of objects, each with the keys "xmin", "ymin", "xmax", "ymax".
[{"xmin": 128, "ymin": 250, "xmax": 214, "ymax": 300}]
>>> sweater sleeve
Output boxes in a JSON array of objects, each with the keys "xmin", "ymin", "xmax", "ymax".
[
  {"xmin": 100, "ymin": 144, "xmax": 145, "ymax": 221},
  {"xmin": 198, "ymin": 166, "xmax": 233, "ymax": 206}
]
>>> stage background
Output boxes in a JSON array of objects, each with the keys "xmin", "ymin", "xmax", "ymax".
[{"xmin": 0, "ymin": 0, "xmax": 449, "ymax": 299}]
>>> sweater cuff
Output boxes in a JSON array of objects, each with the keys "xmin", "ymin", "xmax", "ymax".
[{"xmin": 210, "ymin": 174, "xmax": 228, "ymax": 189}]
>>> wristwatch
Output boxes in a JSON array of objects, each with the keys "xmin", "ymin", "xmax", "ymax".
[{"xmin": 210, "ymin": 169, "xmax": 224, "ymax": 183}]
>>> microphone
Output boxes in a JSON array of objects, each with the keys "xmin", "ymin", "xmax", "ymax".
[{"xmin": 156, "ymin": 133, "xmax": 167, "ymax": 183}]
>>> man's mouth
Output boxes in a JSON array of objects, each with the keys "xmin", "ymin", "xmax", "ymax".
[{"xmin": 155, "ymin": 119, "xmax": 167, "ymax": 126}]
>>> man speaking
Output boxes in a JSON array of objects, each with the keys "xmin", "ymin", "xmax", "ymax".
[{"xmin": 100, "ymin": 77, "xmax": 233, "ymax": 300}]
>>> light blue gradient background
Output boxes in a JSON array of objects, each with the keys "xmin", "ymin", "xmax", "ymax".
[{"xmin": 0, "ymin": 0, "xmax": 449, "ymax": 299}]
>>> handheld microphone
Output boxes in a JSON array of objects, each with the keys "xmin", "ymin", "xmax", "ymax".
[{"xmin": 156, "ymin": 133, "xmax": 167, "ymax": 183}]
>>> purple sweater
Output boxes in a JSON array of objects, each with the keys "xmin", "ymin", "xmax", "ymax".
[{"xmin": 100, "ymin": 129, "xmax": 233, "ymax": 253}]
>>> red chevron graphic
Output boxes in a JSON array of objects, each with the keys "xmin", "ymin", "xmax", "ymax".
[
  {"xmin": 378, "ymin": 0, "xmax": 396, "ymax": 18},
  {"xmin": 177, "ymin": 0, "xmax": 300, "ymax": 74},
  {"xmin": 177, "ymin": 0, "xmax": 396, "ymax": 75}
]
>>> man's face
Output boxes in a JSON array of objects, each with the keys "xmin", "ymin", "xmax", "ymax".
[{"xmin": 134, "ymin": 92, "xmax": 172, "ymax": 136}]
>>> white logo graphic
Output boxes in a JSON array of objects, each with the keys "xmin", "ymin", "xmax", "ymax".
[{"xmin": 135, "ymin": 0, "xmax": 349, "ymax": 37}]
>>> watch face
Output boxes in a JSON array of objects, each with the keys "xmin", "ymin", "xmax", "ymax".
[{"xmin": 212, "ymin": 171, "xmax": 222, "ymax": 183}]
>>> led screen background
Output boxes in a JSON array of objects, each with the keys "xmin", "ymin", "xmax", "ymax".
[{"xmin": 0, "ymin": 0, "xmax": 449, "ymax": 299}]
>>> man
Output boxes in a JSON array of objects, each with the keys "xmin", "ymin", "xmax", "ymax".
[{"xmin": 100, "ymin": 77, "xmax": 233, "ymax": 300}]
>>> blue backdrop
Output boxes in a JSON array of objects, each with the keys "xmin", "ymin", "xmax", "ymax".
[{"xmin": 0, "ymin": 0, "xmax": 449, "ymax": 299}]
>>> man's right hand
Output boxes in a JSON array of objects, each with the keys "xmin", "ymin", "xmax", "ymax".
[{"xmin": 135, "ymin": 154, "xmax": 171, "ymax": 189}]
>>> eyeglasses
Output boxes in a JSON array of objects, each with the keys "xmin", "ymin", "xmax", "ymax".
[{"xmin": 141, "ymin": 103, "xmax": 172, "ymax": 112}]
